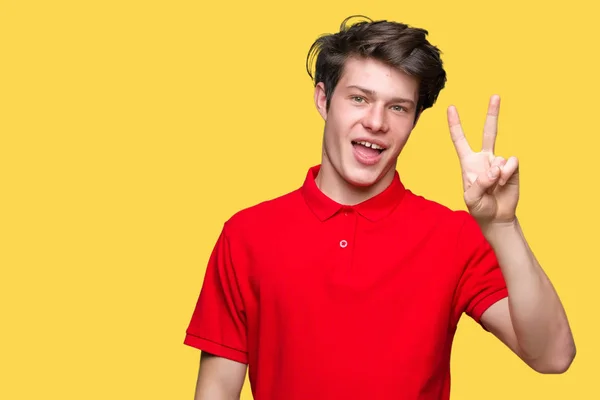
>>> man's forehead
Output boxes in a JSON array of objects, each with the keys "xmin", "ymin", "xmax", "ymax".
[{"xmin": 339, "ymin": 58, "xmax": 419, "ymax": 101}]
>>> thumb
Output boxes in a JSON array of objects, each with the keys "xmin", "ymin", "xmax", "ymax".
[{"xmin": 464, "ymin": 166, "xmax": 501, "ymax": 206}]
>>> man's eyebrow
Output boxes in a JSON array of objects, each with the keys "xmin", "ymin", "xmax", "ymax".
[{"xmin": 346, "ymin": 85, "xmax": 416, "ymax": 106}]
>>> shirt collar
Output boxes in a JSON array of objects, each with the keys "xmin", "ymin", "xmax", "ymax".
[{"xmin": 300, "ymin": 164, "xmax": 407, "ymax": 222}]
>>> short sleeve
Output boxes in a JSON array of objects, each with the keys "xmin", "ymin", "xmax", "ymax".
[
  {"xmin": 452, "ymin": 212, "xmax": 508, "ymax": 327},
  {"xmin": 184, "ymin": 223, "xmax": 248, "ymax": 364}
]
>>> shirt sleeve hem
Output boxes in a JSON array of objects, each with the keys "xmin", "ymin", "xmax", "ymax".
[
  {"xmin": 184, "ymin": 334, "xmax": 248, "ymax": 364},
  {"xmin": 470, "ymin": 288, "xmax": 509, "ymax": 328}
]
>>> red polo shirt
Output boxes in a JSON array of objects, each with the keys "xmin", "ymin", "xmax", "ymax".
[{"xmin": 185, "ymin": 164, "xmax": 508, "ymax": 399}]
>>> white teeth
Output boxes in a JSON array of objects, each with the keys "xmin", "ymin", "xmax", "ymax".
[{"xmin": 356, "ymin": 141, "xmax": 385, "ymax": 150}]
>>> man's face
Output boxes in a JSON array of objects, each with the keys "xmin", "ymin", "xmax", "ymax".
[{"xmin": 315, "ymin": 56, "xmax": 420, "ymax": 189}]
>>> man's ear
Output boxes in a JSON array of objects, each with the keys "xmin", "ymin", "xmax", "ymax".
[{"xmin": 314, "ymin": 82, "xmax": 328, "ymax": 121}]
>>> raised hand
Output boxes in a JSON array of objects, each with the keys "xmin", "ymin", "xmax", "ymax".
[{"xmin": 447, "ymin": 95, "xmax": 520, "ymax": 225}]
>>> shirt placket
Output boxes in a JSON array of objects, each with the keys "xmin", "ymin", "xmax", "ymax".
[{"xmin": 336, "ymin": 206, "xmax": 357, "ymax": 279}]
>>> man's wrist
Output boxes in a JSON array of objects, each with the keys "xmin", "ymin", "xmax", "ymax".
[{"xmin": 478, "ymin": 216, "xmax": 520, "ymax": 241}]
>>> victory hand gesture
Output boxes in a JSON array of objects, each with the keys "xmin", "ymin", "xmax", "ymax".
[{"xmin": 447, "ymin": 95, "xmax": 519, "ymax": 225}]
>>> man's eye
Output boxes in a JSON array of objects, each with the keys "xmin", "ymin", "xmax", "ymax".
[
  {"xmin": 352, "ymin": 96, "xmax": 365, "ymax": 103},
  {"xmin": 391, "ymin": 105, "xmax": 406, "ymax": 112}
]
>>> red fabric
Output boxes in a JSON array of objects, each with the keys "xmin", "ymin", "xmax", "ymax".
[{"xmin": 185, "ymin": 164, "xmax": 508, "ymax": 399}]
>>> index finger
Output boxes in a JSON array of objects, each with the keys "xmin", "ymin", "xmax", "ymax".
[
  {"xmin": 482, "ymin": 95, "xmax": 500, "ymax": 152},
  {"xmin": 447, "ymin": 105, "xmax": 472, "ymax": 159}
]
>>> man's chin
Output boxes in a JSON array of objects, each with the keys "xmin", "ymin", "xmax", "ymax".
[
  {"xmin": 342, "ymin": 159, "xmax": 397, "ymax": 189},
  {"xmin": 343, "ymin": 167, "xmax": 383, "ymax": 188}
]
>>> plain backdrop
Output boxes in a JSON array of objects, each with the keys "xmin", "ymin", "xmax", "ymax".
[{"xmin": 1, "ymin": 0, "xmax": 597, "ymax": 399}]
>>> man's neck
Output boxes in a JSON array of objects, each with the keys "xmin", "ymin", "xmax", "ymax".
[{"xmin": 315, "ymin": 162, "xmax": 395, "ymax": 206}]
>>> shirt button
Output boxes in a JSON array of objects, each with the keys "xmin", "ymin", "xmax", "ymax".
[{"xmin": 339, "ymin": 240, "xmax": 348, "ymax": 248}]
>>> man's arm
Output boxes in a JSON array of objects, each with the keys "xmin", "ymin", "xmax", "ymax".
[
  {"xmin": 446, "ymin": 95, "xmax": 576, "ymax": 374},
  {"xmin": 184, "ymin": 222, "xmax": 250, "ymax": 398},
  {"xmin": 194, "ymin": 352, "xmax": 247, "ymax": 400},
  {"xmin": 480, "ymin": 219, "xmax": 576, "ymax": 374}
]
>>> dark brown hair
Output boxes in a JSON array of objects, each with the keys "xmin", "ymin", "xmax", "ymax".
[{"xmin": 306, "ymin": 15, "xmax": 447, "ymax": 115}]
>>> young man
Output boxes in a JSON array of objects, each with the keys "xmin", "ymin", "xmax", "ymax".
[{"xmin": 184, "ymin": 16, "xmax": 576, "ymax": 400}]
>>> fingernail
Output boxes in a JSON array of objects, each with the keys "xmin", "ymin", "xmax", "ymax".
[{"xmin": 488, "ymin": 166, "xmax": 499, "ymax": 179}]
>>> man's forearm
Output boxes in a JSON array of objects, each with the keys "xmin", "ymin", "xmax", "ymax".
[{"xmin": 482, "ymin": 218, "xmax": 575, "ymax": 372}]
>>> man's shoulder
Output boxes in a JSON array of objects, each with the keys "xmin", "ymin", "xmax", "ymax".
[
  {"xmin": 404, "ymin": 189, "xmax": 473, "ymax": 228},
  {"xmin": 222, "ymin": 186, "xmax": 304, "ymax": 233}
]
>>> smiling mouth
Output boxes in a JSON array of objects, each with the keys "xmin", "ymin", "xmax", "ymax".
[{"xmin": 351, "ymin": 140, "xmax": 386, "ymax": 154}]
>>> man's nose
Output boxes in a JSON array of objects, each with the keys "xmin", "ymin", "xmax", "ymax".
[{"xmin": 362, "ymin": 104, "xmax": 388, "ymax": 133}]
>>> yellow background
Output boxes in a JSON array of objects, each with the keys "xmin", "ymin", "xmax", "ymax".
[{"xmin": 1, "ymin": 0, "xmax": 597, "ymax": 398}]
